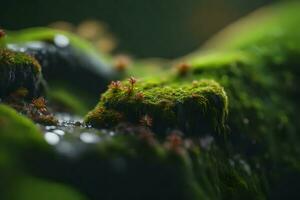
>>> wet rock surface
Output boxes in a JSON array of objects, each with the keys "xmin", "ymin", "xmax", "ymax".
[{"xmin": 7, "ymin": 39, "xmax": 117, "ymax": 94}]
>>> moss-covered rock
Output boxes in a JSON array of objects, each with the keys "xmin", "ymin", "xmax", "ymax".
[
  {"xmin": 83, "ymin": 2, "xmax": 300, "ymax": 199},
  {"xmin": 0, "ymin": 49, "xmax": 42, "ymax": 98},
  {"xmin": 177, "ymin": 2, "xmax": 300, "ymax": 199},
  {"xmin": 85, "ymin": 78, "xmax": 228, "ymax": 136},
  {"xmin": 26, "ymin": 128, "xmax": 264, "ymax": 200},
  {"xmin": 3, "ymin": 28, "xmax": 119, "ymax": 95}
]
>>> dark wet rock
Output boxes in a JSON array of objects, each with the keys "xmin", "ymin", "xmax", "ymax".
[
  {"xmin": 0, "ymin": 49, "xmax": 42, "ymax": 98},
  {"xmin": 7, "ymin": 40, "xmax": 117, "ymax": 94}
]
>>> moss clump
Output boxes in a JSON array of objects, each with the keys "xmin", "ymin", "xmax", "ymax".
[
  {"xmin": 0, "ymin": 49, "xmax": 42, "ymax": 98},
  {"xmin": 85, "ymin": 78, "xmax": 228, "ymax": 136}
]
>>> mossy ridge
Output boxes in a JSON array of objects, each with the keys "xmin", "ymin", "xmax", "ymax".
[
  {"xmin": 178, "ymin": 2, "xmax": 300, "ymax": 197},
  {"xmin": 181, "ymin": 15, "xmax": 300, "ymax": 200},
  {"xmin": 27, "ymin": 130, "xmax": 264, "ymax": 200},
  {"xmin": 184, "ymin": 14, "xmax": 300, "ymax": 159},
  {"xmin": 202, "ymin": 1, "xmax": 300, "ymax": 51},
  {"xmin": 0, "ymin": 49, "xmax": 42, "ymax": 98},
  {"xmin": 0, "ymin": 104, "xmax": 264, "ymax": 200},
  {"xmin": 85, "ymin": 78, "xmax": 228, "ymax": 136}
]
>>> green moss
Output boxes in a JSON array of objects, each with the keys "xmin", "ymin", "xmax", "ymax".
[
  {"xmin": 27, "ymin": 130, "xmax": 264, "ymax": 200},
  {"xmin": 0, "ymin": 104, "xmax": 47, "ymax": 191},
  {"xmin": 1, "ymin": 2, "xmax": 299, "ymax": 200},
  {"xmin": 0, "ymin": 49, "xmax": 42, "ymax": 98},
  {"xmin": 0, "ymin": 103, "xmax": 46, "ymax": 153},
  {"xmin": 183, "ymin": 5, "xmax": 300, "ymax": 158},
  {"xmin": 83, "ymin": 2, "xmax": 300, "ymax": 199},
  {"xmin": 203, "ymin": 2, "xmax": 300, "ymax": 52},
  {"xmin": 10, "ymin": 176, "xmax": 87, "ymax": 200},
  {"xmin": 177, "ymin": 3, "xmax": 300, "ymax": 198},
  {"xmin": 86, "ymin": 78, "xmax": 228, "ymax": 136}
]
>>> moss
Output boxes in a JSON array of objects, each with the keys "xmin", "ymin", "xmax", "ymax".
[
  {"xmin": 0, "ymin": 103, "xmax": 47, "ymax": 181},
  {"xmin": 26, "ymin": 129, "xmax": 264, "ymax": 200},
  {"xmin": 0, "ymin": 48, "xmax": 42, "ymax": 98},
  {"xmin": 0, "ymin": 103, "xmax": 46, "ymax": 152},
  {"xmin": 176, "ymin": 3, "xmax": 300, "ymax": 199},
  {"xmin": 202, "ymin": 2, "xmax": 300, "ymax": 52},
  {"xmin": 0, "ymin": 104, "xmax": 57, "ymax": 200},
  {"xmin": 10, "ymin": 176, "xmax": 88, "ymax": 200},
  {"xmin": 1, "ymin": 2, "xmax": 299, "ymax": 200},
  {"xmin": 82, "ymin": 2, "xmax": 300, "ymax": 199},
  {"xmin": 85, "ymin": 78, "xmax": 228, "ymax": 136},
  {"xmin": 85, "ymin": 105, "xmax": 123, "ymax": 128},
  {"xmin": 182, "ymin": 3, "xmax": 300, "ymax": 159}
]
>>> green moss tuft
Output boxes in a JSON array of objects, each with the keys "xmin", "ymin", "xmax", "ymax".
[{"xmin": 86, "ymin": 79, "xmax": 228, "ymax": 136}]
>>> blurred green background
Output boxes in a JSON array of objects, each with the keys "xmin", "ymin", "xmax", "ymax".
[{"xmin": 1, "ymin": 0, "xmax": 276, "ymax": 58}]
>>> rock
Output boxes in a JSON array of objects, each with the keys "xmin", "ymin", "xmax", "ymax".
[{"xmin": 0, "ymin": 49, "xmax": 42, "ymax": 98}]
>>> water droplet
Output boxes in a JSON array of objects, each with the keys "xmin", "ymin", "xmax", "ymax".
[
  {"xmin": 54, "ymin": 34, "xmax": 70, "ymax": 47},
  {"xmin": 200, "ymin": 135, "xmax": 214, "ymax": 150},
  {"xmin": 229, "ymin": 159, "xmax": 235, "ymax": 167},
  {"xmin": 27, "ymin": 41, "xmax": 45, "ymax": 49},
  {"xmin": 80, "ymin": 132, "xmax": 101, "ymax": 143},
  {"xmin": 243, "ymin": 118, "xmax": 249, "ymax": 125},
  {"xmin": 109, "ymin": 131, "xmax": 115, "ymax": 136},
  {"xmin": 239, "ymin": 159, "xmax": 251, "ymax": 175},
  {"xmin": 53, "ymin": 129, "xmax": 65, "ymax": 136},
  {"xmin": 45, "ymin": 125, "xmax": 56, "ymax": 130},
  {"xmin": 44, "ymin": 132, "xmax": 60, "ymax": 145}
]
